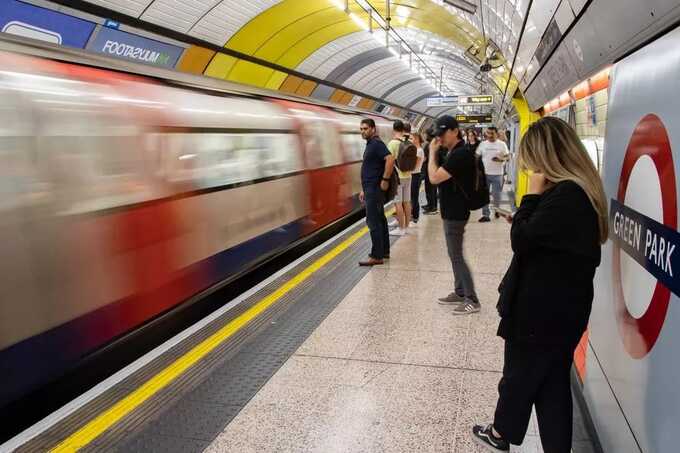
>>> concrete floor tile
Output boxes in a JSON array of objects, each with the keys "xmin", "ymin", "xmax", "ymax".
[{"xmin": 206, "ymin": 212, "xmax": 542, "ymax": 453}]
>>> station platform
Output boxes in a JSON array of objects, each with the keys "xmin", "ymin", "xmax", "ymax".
[{"xmin": 3, "ymin": 208, "xmax": 598, "ymax": 453}]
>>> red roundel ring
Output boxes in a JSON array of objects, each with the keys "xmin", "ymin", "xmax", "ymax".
[{"xmin": 612, "ymin": 114, "xmax": 677, "ymax": 358}]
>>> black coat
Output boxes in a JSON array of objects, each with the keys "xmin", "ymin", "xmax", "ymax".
[{"xmin": 497, "ymin": 180, "xmax": 601, "ymax": 347}]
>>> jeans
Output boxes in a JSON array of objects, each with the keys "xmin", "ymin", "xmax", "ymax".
[
  {"xmin": 482, "ymin": 174, "xmax": 504, "ymax": 217},
  {"xmin": 364, "ymin": 186, "xmax": 389, "ymax": 260},
  {"xmin": 494, "ymin": 341, "xmax": 576, "ymax": 452},
  {"xmin": 442, "ymin": 219, "xmax": 478, "ymax": 301},
  {"xmin": 411, "ymin": 173, "xmax": 423, "ymax": 220}
]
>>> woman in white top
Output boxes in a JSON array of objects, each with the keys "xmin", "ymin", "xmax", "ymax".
[{"xmin": 410, "ymin": 132, "xmax": 426, "ymax": 225}]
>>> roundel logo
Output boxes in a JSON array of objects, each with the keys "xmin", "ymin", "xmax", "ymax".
[{"xmin": 611, "ymin": 114, "xmax": 678, "ymax": 359}]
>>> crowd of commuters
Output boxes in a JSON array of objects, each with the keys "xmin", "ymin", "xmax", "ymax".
[{"xmin": 358, "ymin": 114, "xmax": 606, "ymax": 453}]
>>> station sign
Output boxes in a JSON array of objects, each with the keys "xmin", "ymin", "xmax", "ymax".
[
  {"xmin": 88, "ymin": 27, "xmax": 184, "ymax": 68},
  {"xmin": 348, "ymin": 95, "xmax": 362, "ymax": 107},
  {"xmin": 0, "ymin": 0, "xmax": 95, "ymax": 48},
  {"xmin": 426, "ymin": 96, "xmax": 457, "ymax": 107},
  {"xmin": 458, "ymin": 95, "xmax": 494, "ymax": 105},
  {"xmin": 455, "ymin": 114, "xmax": 493, "ymax": 124}
]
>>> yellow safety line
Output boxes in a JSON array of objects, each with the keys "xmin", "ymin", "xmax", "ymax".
[{"xmin": 50, "ymin": 225, "xmax": 371, "ymax": 452}]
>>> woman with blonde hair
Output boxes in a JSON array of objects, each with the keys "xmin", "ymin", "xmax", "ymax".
[{"xmin": 472, "ymin": 117, "xmax": 608, "ymax": 453}]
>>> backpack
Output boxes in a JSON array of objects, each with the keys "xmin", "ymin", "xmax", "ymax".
[
  {"xmin": 384, "ymin": 171, "xmax": 400, "ymax": 202},
  {"xmin": 396, "ymin": 138, "xmax": 418, "ymax": 172},
  {"xmin": 455, "ymin": 148, "xmax": 490, "ymax": 210}
]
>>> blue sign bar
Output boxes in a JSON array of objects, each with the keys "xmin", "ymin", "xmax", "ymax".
[
  {"xmin": 0, "ymin": 0, "xmax": 95, "ymax": 48},
  {"xmin": 104, "ymin": 19, "xmax": 120, "ymax": 29},
  {"xmin": 88, "ymin": 27, "xmax": 184, "ymax": 68},
  {"xmin": 610, "ymin": 198, "xmax": 680, "ymax": 295}
]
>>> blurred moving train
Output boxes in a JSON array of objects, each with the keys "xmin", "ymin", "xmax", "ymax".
[{"xmin": 0, "ymin": 39, "xmax": 397, "ymax": 408}]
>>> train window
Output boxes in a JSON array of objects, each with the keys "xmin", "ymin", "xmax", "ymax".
[
  {"xmin": 152, "ymin": 132, "xmax": 302, "ymax": 190},
  {"xmin": 340, "ymin": 133, "xmax": 364, "ymax": 162},
  {"xmin": 302, "ymin": 120, "xmax": 343, "ymax": 169}
]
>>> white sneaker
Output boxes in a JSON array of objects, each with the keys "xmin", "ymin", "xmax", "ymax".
[
  {"xmin": 409, "ymin": 222, "xmax": 418, "ymax": 228},
  {"xmin": 389, "ymin": 228, "xmax": 406, "ymax": 236}
]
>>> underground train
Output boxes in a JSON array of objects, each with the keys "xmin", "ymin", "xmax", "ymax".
[{"xmin": 0, "ymin": 40, "xmax": 397, "ymax": 408}]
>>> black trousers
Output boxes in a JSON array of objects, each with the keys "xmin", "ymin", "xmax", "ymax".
[
  {"xmin": 424, "ymin": 170, "xmax": 437, "ymax": 210},
  {"xmin": 364, "ymin": 186, "xmax": 389, "ymax": 259},
  {"xmin": 493, "ymin": 341, "xmax": 575, "ymax": 453},
  {"xmin": 411, "ymin": 173, "xmax": 423, "ymax": 220}
]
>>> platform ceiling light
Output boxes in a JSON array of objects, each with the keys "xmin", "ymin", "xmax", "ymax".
[
  {"xmin": 396, "ymin": 5, "xmax": 411, "ymax": 18},
  {"xmin": 349, "ymin": 12, "xmax": 369, "ymax": 30}
]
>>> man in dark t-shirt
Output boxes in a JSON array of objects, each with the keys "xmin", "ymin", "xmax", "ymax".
[
  {"xmin": 428, "ymin": 115, "xmax": 480, "ymax": 314},
  {"xmin": 359, "ymin": 118, "xmax": 395, "ymax": 266}
]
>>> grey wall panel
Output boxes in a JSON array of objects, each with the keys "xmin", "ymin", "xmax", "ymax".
[
  {"xmin": 380, "ymin": 77, "xmax": 421, "ymax": 99},
  {"xmin": 310, "ymin": 84, "xmax": 335, "ymax": 101},
  {"xmin": 525, "ymin": 0, "xmax": 680, "ymax": 110}
]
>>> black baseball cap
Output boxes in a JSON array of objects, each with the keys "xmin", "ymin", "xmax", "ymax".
[{"xmin": 434, "ymin": 115, "xmax": 459, "ymax": 137}]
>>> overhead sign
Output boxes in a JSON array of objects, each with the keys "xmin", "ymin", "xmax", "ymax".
[
  {"xmin": 0, "ymin": 0, "xmax": 95, "ymax": 48},
  {"xmin": 88, "ymin": 27, "xmax": 184, "ymax": 68},
  {"xmin": 426, "ymin": 96, "xmax": 457, "ymax": 107},
  {"xmin": 455, "ymin": 114, "xmax": 493, "ymax": 124},
  {"xmin": 348, "ymin": 95, "xmax": 362, "ymax": 107},
  {"xmin": 458, "ymin": 95, "xmax": 494, "ymax": 105}
]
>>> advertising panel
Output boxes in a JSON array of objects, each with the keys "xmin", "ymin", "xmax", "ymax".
[
  {"xmin": 586, "ymin": 25, "xmax": 680, "ymax": 453},
  {"xmin": 0, "ymin": 0, "xmax": 95, "ymax": 48},
  {"xmin": 88, "ymin": 27, "xmax": 184, "ymax": 68}
]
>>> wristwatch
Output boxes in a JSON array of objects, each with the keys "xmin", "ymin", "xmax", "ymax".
[{"xmin": 382, "ymin": 177, "xmax": 390, "ymax": 181}]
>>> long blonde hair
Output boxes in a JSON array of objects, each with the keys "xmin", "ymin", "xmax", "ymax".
[{"xmin": 518, "ymin": 117, "xmax": 609, "ymax": 244}]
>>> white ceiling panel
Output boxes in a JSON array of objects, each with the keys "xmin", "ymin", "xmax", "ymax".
[
  {"xmin": 369, "ymin": 72, "xmax": 419, "ymax": 97},
  {"xmin": 344, "ymin": 58, "xmax": 410, "ymax": 91},
  {"xmin": 297, "ymin": 32, "xmax": 381, "ymax": 79},
  {"xmin": 85, "ymin": 0, "xmax": 150, "ymax": 17},
  {"xmin": 190, "ymin": 0, "xmax": 283, "ymax": 46},
  {"xmin": 140, "ymin": 0, "xmax": 220, "ymax": 33}
]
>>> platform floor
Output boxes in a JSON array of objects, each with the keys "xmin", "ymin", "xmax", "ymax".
[{"xmin": 203, "ymin": 212, "xmax": 565, "ymax": 453}]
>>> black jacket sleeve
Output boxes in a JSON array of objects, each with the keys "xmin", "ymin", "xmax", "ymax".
[{"xmin": 510, "ymin": 181, "xmax": 597, "ymax": 258}]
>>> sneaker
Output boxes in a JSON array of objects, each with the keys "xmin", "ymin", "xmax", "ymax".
[
  {"xmin": 478, "ymin": 216, "xmax": 491, "ymax": 223},
  {"xmin": 388, "ymin": 218, "xmax": 398, "ymax": 227},
  {"xmin": 424, "ymin": 209, "xmax": 438, "ymax": 216},
  {"xmin": 389, "ymin": 228, "xmax": 406, "ymax": 236},
  {"xmin": 453, "ymin": 300, "xmax": 481, "ymax": 315},
  {"xmin": 472, "ymin": 424, "xmax": 509, "ymax": 452},
  {"xmin": 409, "ymin": 221, "xmax": 418, "ymax": 228},
  {"xmin": 438, "ymin": 293, "xmax": 466, "ymax": 305}
]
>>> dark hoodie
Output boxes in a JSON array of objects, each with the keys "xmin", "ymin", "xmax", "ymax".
[{"xmin": 497, "ymin": 180, "xmax": 601, "ymax": 347}]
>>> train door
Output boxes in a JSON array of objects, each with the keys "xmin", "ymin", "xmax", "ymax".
[{"xmin": 276, "ymin": 101, "xmax": 351, "ymax": 233}]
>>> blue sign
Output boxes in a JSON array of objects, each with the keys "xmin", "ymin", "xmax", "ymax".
[
  {"xmin": 88, "ymin": 27, "xmax": 184, "ymax": 68},
  {"xmin": 610, "ymin": 198, "xmax": 679, "ymax": 293},
  {"xmin": 104, "ymin": 19, "xmax": 120, "ymax": 29},
  {"xmin": 0, "ymin": 0, "xmax": 95, "ymax": 48}
]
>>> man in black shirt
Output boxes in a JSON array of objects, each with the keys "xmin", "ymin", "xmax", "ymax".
[
  {"xmin": 428, "ymin": 115, "xmax": 480, "ymax": 314},
  {"xmin": 359, "ymin": 118, "xmax": 396, "ymax": 266}
]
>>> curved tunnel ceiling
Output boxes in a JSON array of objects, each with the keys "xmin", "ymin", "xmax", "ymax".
[{"xmin": 82, "ymin": 0, "xmax": 570, "ymax": 118}]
